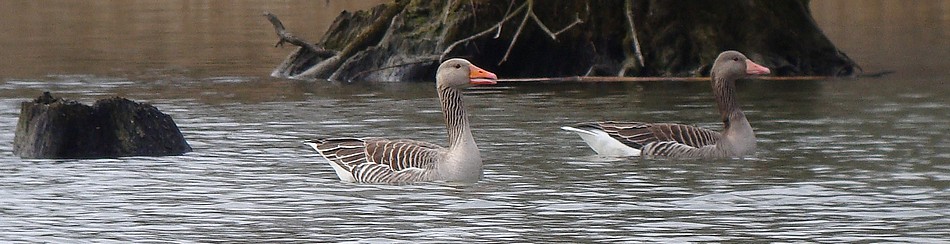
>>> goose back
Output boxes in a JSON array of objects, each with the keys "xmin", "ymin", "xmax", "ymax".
[{"xmin": 578, "ymin": 122, "xmax": 722, "ymax": 149}]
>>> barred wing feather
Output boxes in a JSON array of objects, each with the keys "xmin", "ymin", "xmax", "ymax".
[
  {"xmin": 582, "ymin": 122, "xmax": 721, "ymax": 149},
  {"xmin": 305, "ymin": 138, "xmax": 444, "ymax": 183}
]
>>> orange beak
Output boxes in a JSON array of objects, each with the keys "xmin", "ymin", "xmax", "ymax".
[
  {"xmin": 746, "ymin": 59, "xmax": 771, "ymax": 75},
  {"xmin": 469, "ymin": 64, "xmax": 498, "ymax": 85}
]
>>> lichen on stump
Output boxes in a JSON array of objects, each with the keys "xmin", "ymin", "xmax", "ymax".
[
  {"xmin": 267, "ymin": 0, "xmax": 858, "ymax": 82},
  {"xmin": 13, "ymin": 92, "xmax": 192, "ymax": 159}
]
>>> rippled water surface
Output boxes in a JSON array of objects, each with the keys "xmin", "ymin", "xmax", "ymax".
[
  {"xmin": 2, "ymin": 78, "xmax": 948, "ymax": 242},
  {"xmin": 1, "ymin": 1, "xmax": 949, "ymax": 243}
]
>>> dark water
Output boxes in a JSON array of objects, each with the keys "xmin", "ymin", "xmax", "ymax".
[{"xmin": 1, "ymin": 1, "xmax": 948, "ymax": 242}]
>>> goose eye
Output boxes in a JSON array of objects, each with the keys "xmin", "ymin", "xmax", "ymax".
[
  {"xmin": 733, "ymin": 57, "xmax": 739, "ymax": 62},
  {"xmin": 454, "ymin": 64, "xmax": 462, "ymax": 69}
]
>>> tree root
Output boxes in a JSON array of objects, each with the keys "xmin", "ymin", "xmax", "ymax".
[
  {"xmin": 345, "ymin": 56, "xmax": 440, "ymax": 82},
  {"xmin": 267, "ymin": 1, "xmax": 408, "ymax": 80}
]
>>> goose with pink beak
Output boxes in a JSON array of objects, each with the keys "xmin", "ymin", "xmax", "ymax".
[{"xmin": 562, "ymin": 51, "xmax": 771, "ymax": 158}]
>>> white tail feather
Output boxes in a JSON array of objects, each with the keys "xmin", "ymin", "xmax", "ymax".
[{"xmin": 561, "ymin": 126, "xmax": 640, "ymax": 157}]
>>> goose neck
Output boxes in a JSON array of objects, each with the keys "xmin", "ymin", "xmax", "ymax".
[
  {"xmin": 712, "ymin": 75, "xmax": 743, "ymax": 129},
  {"xmin": 438, "ymin": 86, "xmax": 473, "ymax": 148}
]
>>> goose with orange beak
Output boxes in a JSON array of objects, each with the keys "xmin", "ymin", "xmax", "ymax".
[{"xmin": 305, "ymin": 58, "xmax": 496, "ymax": 183}]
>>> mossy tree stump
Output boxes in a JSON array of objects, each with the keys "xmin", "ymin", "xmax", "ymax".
[{"xmin": 267, "ymin": 0, "xmax": 857, "ymax": 82}]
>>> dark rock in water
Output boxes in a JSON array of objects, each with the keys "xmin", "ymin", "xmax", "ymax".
[{"xmin": 13, "ymin": 92, "xmax": 192, "ymax": 159}]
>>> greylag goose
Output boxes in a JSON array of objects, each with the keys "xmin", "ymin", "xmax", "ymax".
[
  {"xmin": 304, "ymin": 58, "xmax": 497, "ymax": 183},
  {"xmin": 561, "ymin": 51, "xmax": 770, "ymax": 158}
]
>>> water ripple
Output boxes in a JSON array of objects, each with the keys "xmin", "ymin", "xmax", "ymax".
[{"xmin": 1, "ymin": 79, "xmax": 948, "ymax": 242}]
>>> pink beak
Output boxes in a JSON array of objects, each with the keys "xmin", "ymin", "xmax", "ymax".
[{"xmin": 746, "ymin": 59, "xmax": 771, "ymax": 75}]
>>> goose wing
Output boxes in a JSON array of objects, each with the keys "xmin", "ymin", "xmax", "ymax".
[
  {"xmin": 304, "ymin": 138, "xmax": 444, "ymax": 183},
  {"xmin": 577, "ymin": 121, "xmax": 721, "ymax": 149}
]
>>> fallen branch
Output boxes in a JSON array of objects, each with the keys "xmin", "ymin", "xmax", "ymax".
[
  {"xmin": 496, "ymin": 75, "xmax": 844, "ymax": 83},
  {"xmin": 341, "ymin": 75, "xmax": 856, "ymax": 83},
  {"xmin": 262, "ymin": 12, "xmax": 336, "ymax": 59}
]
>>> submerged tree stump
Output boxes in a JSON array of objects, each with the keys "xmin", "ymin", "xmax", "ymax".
[
  {"xmin": 266, "ymin": 0, "xmax": 858, "ymax": 82},
  {"xmin": 13, "ymin": 92, "xmax": 192, "ymax": 159}
]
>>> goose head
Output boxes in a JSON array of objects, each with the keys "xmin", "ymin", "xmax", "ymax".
[
  {"xmin": 436, "ymin": 58, "xmax": 497, "ymax": 89},
  {"xmin": 711, "ymin": 51, "xmax": 771, "ymax": 82}
]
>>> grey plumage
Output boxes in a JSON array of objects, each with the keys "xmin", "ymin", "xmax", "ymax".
[
  {"xmin": 305, "ymin": 138, "xmax": 440, "ymax": 183},
  {"xmin": 563, "ymin": 51, "xmax": 770, "ymax": 158},
  {"xmin": 575, "ymin": 122, "xmax": 721, "ymax": 149},
  {"xmin": 304, "ymin": 58, "xmax": 496, "ymax": 183}
]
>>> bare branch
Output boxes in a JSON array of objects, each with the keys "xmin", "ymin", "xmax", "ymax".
[
  {"xmin": 498, "ymin": 0, "xmax": 532, "ymax": 65},
  {"xmin": 440, "ymin": 2, "xmax": 528, "ymax": 61},
  {"xmin": 441, "ymin": 0, "xmax": 455, "ymax": 30},
  {"xmin": 527, "ymin": 2, "xmax": 585, "ymax": 41},
  {"xmin": 624, "ymin": 1, "xmax": 645, "ymax": 67},
  {"xmin": 443, "ymin": 0, "xmax": 586, "ymax": 65},
  {"xmin": 552, "ymin": 14, "xmax": 584, "ymax": 36},
  {"xmin": 527, "ymin": 11, "xmax": 556, "ymax": 40},
  {"xmin": 469, "ymin": 0, "xmax": 477, "ymax": 29},
  {"xmin": 262, "ymin": 12, "xmax": 336, "ymax": 59},
  {"xmin": 495, "ymin": 0, "xmax": 517, "ymax": 38}
]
